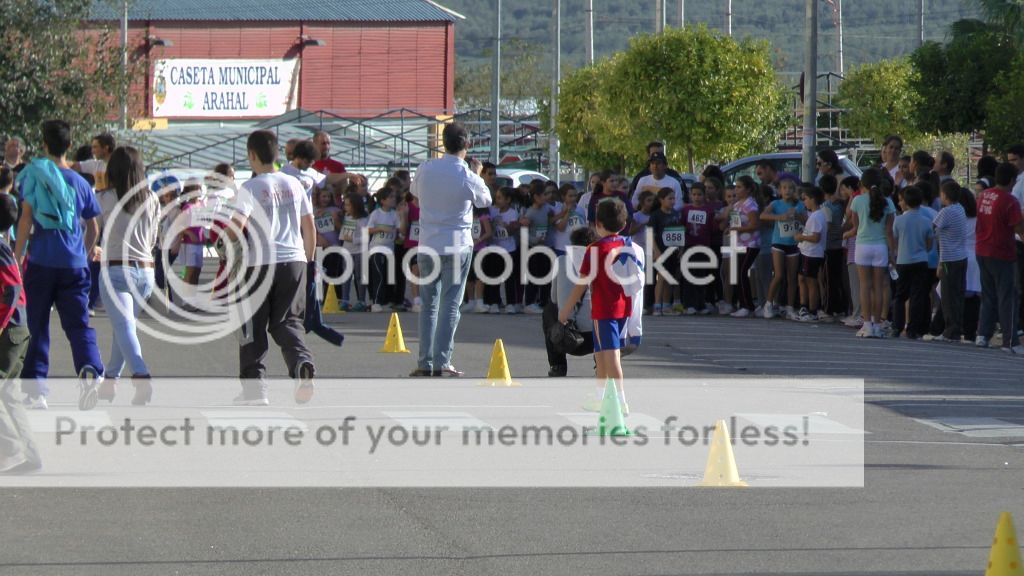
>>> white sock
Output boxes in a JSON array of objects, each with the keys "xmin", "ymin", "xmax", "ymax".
[{"xmin": 618, "ymin": 390, "xmax": 627, "ymax": 405}]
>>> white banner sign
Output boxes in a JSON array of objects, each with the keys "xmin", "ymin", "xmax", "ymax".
[{"xmin": 153, "ymin": 58, "xmax": 299, "ymax": 118}]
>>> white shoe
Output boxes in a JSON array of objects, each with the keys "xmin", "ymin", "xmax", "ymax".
[
  {"xmin": 856, "ymin": 324, "xmax": 872, "ymax": 338},
  {"xmin": 753, "ymin": 304, "xmax": 764, "ymax": 317},
  {"xmin": 460, "ymin": 301, "xmax": 475, "ymax": 313},
  {"xmin": 730, "ymin": 308, "xmax": 751, "ymax": 318},
  {"xmin": 871, "ymin": 323, "xmax": 886, "ymax": 338},
  {"xmin": 22, "ymin": 396, "xmax": 47, "ymax": 410},
  {"xmin": 488, "ymin": 304, "xmax": 501, "ymax": 314},
  {"xmin": 472, "ymin": 302, "xmax": 490, "ymax": 314},
  {"xmin": 438, "ymin": 364, "xmax": 464, "ymax": 377},
  {"xmin": 719, "ymin": 303, "xmax": 735, "ymax": 315},
  {"xmin": 524, "ymin": 303, "xmax": 544, "ymax": 315},
  {"xmin": 505, "ymin": 305, "xmax": 519, "ymax": 315},
  {"xmin": 410, "ymin": 303, "xmax": 422, "ymax": 313},
  {"xmin": 817, "ymin": 311, "xmax": 834, "ymax": 323},
  {"xmin": 785, "ymin": 307, "xmax": 800, "ymax": 321},
  {"xmin": 370, "ymin": 304, "xmax": 384, "ymax": 313},
  {"xmin": 0, "ymin": 453, "xmax": 28, "ymax": 473},
  {"xmin": 77, "ymin": 365, "xmax": 102, "ymax": 411},
  {"xmin": 976, "ymin": 336, "xmax": 990, "ymax": 348},
  {"xmin": 763, "ymin": 302, "xmax": 776, "ymax": 319},
  {"xmin": 843, "ymin": 315, "xmax": 864, "ymax": 328},
  {"xmin": 797, "ymin": 309, "xmax": 817, "ymax": 322},
  {"xmin": 233, "ymin": 393, "xmax": 270, "ymax": 406},
  {"xmin": 699, "ymin": 305, "xmax": 713, "ymax": 315},
  {"xmin": 1004, "ymin": 345, "xmax": 1024, "ymax": 355},
  {"xmin": 684, "ymin": 307, "xmax": 697, "ymax": 315}
]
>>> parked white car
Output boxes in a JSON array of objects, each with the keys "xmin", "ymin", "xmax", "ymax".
[{"xmin": 495, "ymin": 169, "xmax": 550, "ymax": 188}]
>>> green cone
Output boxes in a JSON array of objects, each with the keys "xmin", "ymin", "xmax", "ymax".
[{"xmin": 597, "ymin": 378, "xmax": 630, "ymax": 437}]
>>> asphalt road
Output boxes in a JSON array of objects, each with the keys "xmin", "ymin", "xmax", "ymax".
[{"xmin": 1, "ymin": 307, "xmax": 1022, "ymax": 576}]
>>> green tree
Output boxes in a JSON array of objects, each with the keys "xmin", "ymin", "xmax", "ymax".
[
  {"xmin": 968, "ymin": 0, "xmax": 1024, "ymax": 46},
  {"xmin": 0, "ymin": 0, "xmax": 129, "ymax": 149},
  {"xmin": 911, "ymin": 25, "xmax": 1014, "ymax": 134},
  {"xmin": 835, "ymin": 58, "xmax": 922, "ymax": 145},
  {"xmin": 556, "ymin": 25, "xmax": 789, "ymax": 172},
  {"xmin": 984, "ymin": 53, "xmax": 1024, "ymax": 153}
]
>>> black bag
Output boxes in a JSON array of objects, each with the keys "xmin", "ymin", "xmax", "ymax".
[{"xmin": 547, "ymin": 318, "xmax": 585, "ymax": 354}]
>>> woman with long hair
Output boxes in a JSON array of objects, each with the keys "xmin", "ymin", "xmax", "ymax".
[
  {"xmin": 844, "ymin": 168, "xmax": 896, "ymax": 338},
  {"xmin": 725, "ymin": 175, "xmax": 762, "ymax": 317},
  {"xmin": 97, "ymin": 146, "xmax": 161, "ymax": 404}
]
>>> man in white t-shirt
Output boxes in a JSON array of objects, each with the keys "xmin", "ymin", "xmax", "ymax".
[
  {"xmin": 280, "ymin": 139, "xmax": 326, "ymax": 196},
  {"xmin": 230, "ymin": 130, "xmax": 317, "ymax": 406},
  {"xmin": 632, "ymin": 153, "xmax": 683, "ymax": 211},
  {"xmin": 76, "ymin": 133, "xmax": 115, "ymax": 190},
  {"xmin": 410, "ymin": 122, "xmax": 492, "ymax": 377}
]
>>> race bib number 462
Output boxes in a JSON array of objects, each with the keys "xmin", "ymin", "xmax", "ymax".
[{"xmin": 687, "ymin": 210, "xmax": 707, "ymax": 226}]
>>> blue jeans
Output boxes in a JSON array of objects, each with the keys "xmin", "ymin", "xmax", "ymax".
[
  {"xmin": 20, "ymin": 263, "xmax": 105, "ymax": 397},
  {"xmin": 417, "ymin": 251, "xmax": 472, "ymax": 371},
  {"xmin": 100, "ymin": 265, "xmax": 155, "ymax": 378}
]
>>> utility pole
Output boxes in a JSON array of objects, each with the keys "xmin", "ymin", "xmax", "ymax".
[
  {"xmin": 679, "ymin": 0, "xmax": 684, "ymax": 27},
  {"xmin": 655, "ymin": 0, "xmax": 665, "ymax": 34},
  {"xmin": 585, "ymin": 0, "xmax": 594, "ymax": 64},
  {"xmin": 836, "ymin": 0, "xmax": 843, "ymax": 75},
  {"xmin": 121, "ymin": 0, "xmax": 129, "ymax": 130},
  {"xmin": 726, "ymin": 0, "xmax": 732, "ymax": 36},
  {"xmin": 550, "ymin": 0, "xmax": 561, "ymax": 185},
  {"xmin": 800, "ymin": 0, "xmax": 818, "ymax": 183},
  {"xmin": 490, "ymin": 0, "xmax": 501, "ymax": 164},
  {"xmin": 918, "ymin": 0, "xmax": 925, "ymax": 47}
]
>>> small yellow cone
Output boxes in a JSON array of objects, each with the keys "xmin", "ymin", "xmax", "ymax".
[
  {"xmin": 379, "ymin": 312, "xmax": 411, "ymax": 353},
  {"xmin": 986, "ymin": 512, "xmax": 1023, "ymax": 576},
  {"xmin": 322, "ymin": 285, "xmax": 342, "ymax": 314},
  {"xmin": 481, "ymin": 339, "xmax": 520, "ymax": 387},
  {"xmin": 698, "ymin": 419, "xmax": 748, "ymax": 487}
]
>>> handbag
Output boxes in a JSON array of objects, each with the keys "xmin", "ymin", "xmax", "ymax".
[{"xmin": 547, "ymin": 317, "xmax": 585, "ymax": 354}]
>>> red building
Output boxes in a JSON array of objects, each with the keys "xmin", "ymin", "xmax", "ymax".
[{"xmin": 90, "ymin": 0, "xmax": 460, "ymax": 122}]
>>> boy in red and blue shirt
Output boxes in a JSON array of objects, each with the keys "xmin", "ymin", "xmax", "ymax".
[
  {"xmin": 560, "ymin": 199, "xmax": 632, "ymax": 414},
  {"xmin": 0, "ymin": 193, "xmax": 40, "ymax": 473}
]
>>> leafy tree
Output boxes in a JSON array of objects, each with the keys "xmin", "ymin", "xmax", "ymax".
[
  {"xmin": 0, "ymin": 0, "xmax": 129, "ymax": 150},
  {"xmin": 556, "ymin": 25, "xmax": 789, "ymax": 172},
  {"xmin": 910, "ymin": 25, "xmax": 1014, "ymax": 134},
  {"xmin": 835, "ymin": 58, "xmax": 922, "ymax": 145},
  {"xmin": 984, "ymin": 53, "xmax": 1024, "ymax": 154},
  {"xmin": 968, "ymin": 0, "xmax": 1024, "ymax": 46}
]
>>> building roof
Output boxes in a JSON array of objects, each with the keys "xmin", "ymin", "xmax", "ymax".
[{"xmin": 89, "ymin": 0, "xmax": 462, "ymax": 23}]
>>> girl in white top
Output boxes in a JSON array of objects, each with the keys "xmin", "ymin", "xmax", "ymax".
[
  {"xmin": 489, "ymin": 187, "xmax": 524, "ymax": 313},
  {"xmin": 367, "ymin": 188, "xmax": 399, "ymax": 312},
  {"xmin": 340, "ymin": 194, "xmax": 369, "ymax": 311}
]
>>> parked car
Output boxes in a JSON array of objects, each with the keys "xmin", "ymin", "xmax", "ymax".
[
  {"xmin": 720, "ymin": 152, "xmax": 862, "ymax": 185},
  {"xmin": 495, "ymin": 169, "xmax": 550, "ymax": 188}
]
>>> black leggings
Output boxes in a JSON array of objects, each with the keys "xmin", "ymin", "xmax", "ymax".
[
  {"xmin": 483, "ymin": 250, "xmax": 520, "ymax": 306},
  {"xmin": 369, "ymin": 252, "xmax": 393, "ymax": 305},
  {"xmin": 737, "ymin": 248, "xmax": 760, "ymax": 311}
]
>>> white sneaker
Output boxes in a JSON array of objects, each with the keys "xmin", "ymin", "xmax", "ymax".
[
  {"xmin": 22, "ymin": 396, "xmax": 47, "ymax": 410},
  {"xmin": 798, "ymin": 310, "xmax": 817, "ymax": 322},
  {"xmin": 77, "ymin": 365, "xmax": 102, "ymax": 411},
  {"xmin": 763, "ymin": 302, "xmax": 776, "ymax": 319},
  {"xmin": 719, "ymin": 303, "xmax": 735, "ymax": 315},
  {"xmin": 730, "ymin": 308, "xmax": 751, "ymax": 318},
  {"xmin": 524, "ymin": 303, "xmax": 544, "ymax": 315},
  {"xmin": 370, "ymin": 304, "xmax": 384, "ymax": 313},
  {"xmin": 0, "ymin": 453, "xmax": 28, "ymax": 473},
  {"xmin": 472, "ymin": 302, "xmax": 490, "ymax": 314},
  {"xmin": 786, "ymin": 307, "xmax": 800, "ymax": 321},
  {"xmin": 871, "ymin": 324, "xmax": 886, "ymax": 338},
  {"xmin": 856, "ymin": 324, "xmax": 872, "ymax": 338},
  {"xmin": 438, "ymin": 364, "xmax": 464, "ymax": 377},
  {"xmin": 843, "ymin": 315, "xmax": 864, "ymax": 328},
  {"xmin": 488, "ymin": 304, "xmax": 501, "ymax": 314},
  {"xmin": 817, "ymin": 311, "xmax": 834, "ymax": 323},
  {"xmin": 460, "ymin": 301, "xmax": 475, "ymax": 313},
  {"xmin": 976, "ymin": 336, "xmax": 990, "ymax": 348},
  {"xmin": 505, "ymin": 305, "xmax": 519, "ymax": 315},
  {"xmin": 233, "ymin": 393, "xmax": 270, "ymax": 406},
  {"xmin": 699, "ymin": 305, "xmax": 713, "ymax": 315},
  {"xmin": 753, "ymin": 304, "xmax": 764, "ymax": 317},
  {"xmin": 1004, "ymin": 345, "xmax": 1024, "ymax": 355},
  {"xmin": 684, "ymin": 307, "xmax": 697, "ymax": 315}
]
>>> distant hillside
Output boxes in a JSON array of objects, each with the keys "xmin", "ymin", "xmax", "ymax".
[{"xmin": 443, "ymin": 0, "xmax": 981, "ymax": 82}]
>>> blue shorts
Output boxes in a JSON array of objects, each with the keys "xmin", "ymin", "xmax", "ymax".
[{"xmin": 593, "ymin": 317, "xmax": 629, "ymax": 353}]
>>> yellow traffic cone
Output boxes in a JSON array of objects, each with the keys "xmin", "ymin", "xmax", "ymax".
[
  {"xmin": 595, "ymin": 378, "xmax": 630, "ymax": 437},
  {"xmin": 986, "ymin": 512, "xmax": 1023, "ymax": 576},
  {"xmin": 379, "ymin": 312, "xmax": 411, "ymax": 353},
  {"xmin": 698, "ymin": 419, "xmax": 749, "ymax": 487},
  {"xmin": 481, "ymin": 339, "xmax": 520, "ymax": 386},
  {"xmin": 322, "ymin": 285, "xmax": 342, "ymax": 314}
]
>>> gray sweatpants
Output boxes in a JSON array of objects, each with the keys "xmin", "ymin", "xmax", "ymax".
[
  {"xmin": 239, "ymin": 262, "xmax": 315, "ymax": 395},
  {"xmin": 0, "ymin": 326, "xmax": 37, "ymax": 465}
]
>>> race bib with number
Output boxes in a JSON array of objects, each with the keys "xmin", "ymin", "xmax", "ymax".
[
  {"xmin": 375, "ymin": 225, "xmax": 395, "ymax": 243},
  {"xmin": 494, "ymin": 225, "xmax": 509, "ymax": 241},
  {"xmin": 315, "ymin": 215, "xmax": 335, "ymax": 234},
  {"xmin": 472, "ymin": 219, "xmax": 482, "ymax": 240},
  {"xmin": 687, "ymin": 210, "xmax": 707, "ymax": 226},
  {"xmin": 341, "ymin": 222, "xmax": 356, "ymax": 243},
  {"xmin": 567, "ymin": 213, "xmax": 585, "ymax": 231},
  {"xmin": 662, "ymin": 226, "xmax": 686, "ymax": 247},
  {"xmin": 729, "ymin": 212, "xmax": 742, "ymax": 229},
  {"xmin": 533, "ymin": 225, "xmax": 548, "ymax": 242},
  {"xmin": 779, "ymin": 220, "xmax": 802, "ymax": 238},
  {"xmin": 409, "ymin": 223, "xmax": 420, "ymax": 242}
]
